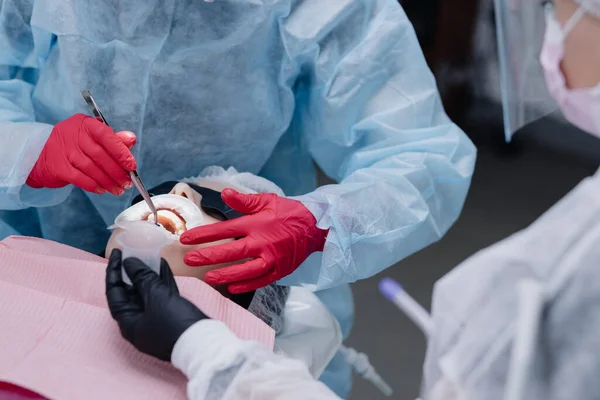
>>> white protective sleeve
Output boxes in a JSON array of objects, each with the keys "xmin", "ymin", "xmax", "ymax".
[{"xmin": 172, "ymin": 320, "xmax": 341, "ymax": 400}]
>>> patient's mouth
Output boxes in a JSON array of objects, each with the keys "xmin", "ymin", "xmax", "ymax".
[{"xmin": 142, "ymin": 208, "xmax": 187, "ymax": 235}]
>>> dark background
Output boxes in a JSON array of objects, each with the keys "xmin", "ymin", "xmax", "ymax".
[{"xmin": 344, "ymin": 1, "xmax": 600, "ymax": 399}]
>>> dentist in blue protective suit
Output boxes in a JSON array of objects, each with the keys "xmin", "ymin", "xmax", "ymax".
[{"xmin": 0, "ymin": 0, "xmax": 476, "ymax": 396}]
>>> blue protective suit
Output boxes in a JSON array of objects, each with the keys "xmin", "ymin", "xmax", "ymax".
[{"xmin": 0, "ymin": 0, "xmax": 476, "ymax": 396}]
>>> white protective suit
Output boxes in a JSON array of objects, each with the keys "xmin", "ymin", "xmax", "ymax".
[
  {"xmin": 421, "ymin": 168, "xmax": 600, "ymax": 400},
  {"xmin": 173, "ymin": 320, "xmax": 341, "ymax": 400}
]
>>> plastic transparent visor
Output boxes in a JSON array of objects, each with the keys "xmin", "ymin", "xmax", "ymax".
[{"xmin": 494, "ymin": 0, "xmax": 559, "ymax": 141}]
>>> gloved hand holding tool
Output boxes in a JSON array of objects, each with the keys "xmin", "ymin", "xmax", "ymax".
[
  {"xmin": 105, "ymin": 249, "xmax": 208, "ymax": 361},
  {"xmin": 180, "ymin": 190, "xmax": 328, "ymax": 294},
  {"xmin": 27, "ymin": 114, "xmax": 137, "ymax": 195}
]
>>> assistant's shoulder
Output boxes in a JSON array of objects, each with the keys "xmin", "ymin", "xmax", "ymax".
[{"xmin": 277, "ymin": 0, "xmax": 406, "ymax": 58}]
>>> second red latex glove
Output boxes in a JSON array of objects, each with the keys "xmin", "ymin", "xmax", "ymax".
[
  {"xmin": 27, "ymin": 114, "xmax": 137, "ymax": 195},
  {"xmin": 180, "ymin": 190, "xmax": 328, "ymax": 294},
  {"xmin": 0, "ymin": 382, "xmax": 47, "ymax": 400}
]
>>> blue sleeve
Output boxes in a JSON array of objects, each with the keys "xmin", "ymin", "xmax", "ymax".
[
  {"xmin": 278, "ymin": 0, "xmax": 477, "ymax": 289},
  {"xmin": 0, "ymin": 0, "xmax": 71, "ymax": 210}
]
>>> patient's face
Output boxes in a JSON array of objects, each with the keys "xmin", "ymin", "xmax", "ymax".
[{"xmin": 105, "ymin": 180, "xmax": 243, "ymax": 282}]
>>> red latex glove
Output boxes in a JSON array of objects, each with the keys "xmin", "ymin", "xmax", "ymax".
[
  {"xmin": 180, "ymin": 189, "xmax": 328, "ymax": 294},
  {"xmin": 0, "ymin": 382, "xmax": 48, "ymax": 399},
  {"xmin": 27, "ymin": 114, "xmax": 137, "ymax": 195}
]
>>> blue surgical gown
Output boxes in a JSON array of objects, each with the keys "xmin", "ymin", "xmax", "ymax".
[{"xmin": 0, "ymin": 0, "xmax": 476, "ymax": 396}]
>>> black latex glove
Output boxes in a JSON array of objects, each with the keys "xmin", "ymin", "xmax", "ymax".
[{"xmin": 105, "ymin": 249, "xmax": 208, "ymax": 361}]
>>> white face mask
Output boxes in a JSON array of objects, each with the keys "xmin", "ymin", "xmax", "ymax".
[{"xmin": 540, "ymin": 5, "xmax": 600, "ymax": 137}]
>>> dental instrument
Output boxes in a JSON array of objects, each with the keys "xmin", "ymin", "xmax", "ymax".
[{"xmin": 81, "ymin": 90, "xmax": 159, "ymax": 225}]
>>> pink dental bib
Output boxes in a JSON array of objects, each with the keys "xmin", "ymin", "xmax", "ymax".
[{"xmin": 0, "ymin": 236, "xmax": 274, "ymax": 400}]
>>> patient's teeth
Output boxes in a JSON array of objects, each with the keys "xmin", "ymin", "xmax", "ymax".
[{"xmin": 146, "ymin": 210, "xmax": 187, "ymax": 235}]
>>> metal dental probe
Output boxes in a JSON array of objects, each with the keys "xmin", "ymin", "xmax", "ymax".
[{"xmin": 82, "ymin": 90, "xmax": 160, "ymax": 226}]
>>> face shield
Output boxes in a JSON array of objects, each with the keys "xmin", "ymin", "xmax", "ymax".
[
  {"xmin": 494, "ymin": 0, "xmax": 559, "ymax": 141},
  {"xmin": 495, "ymin": 0, "xmax": 600, "ymax": 141}
]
